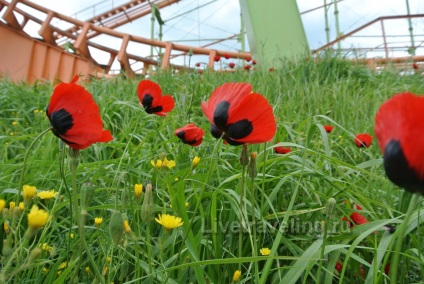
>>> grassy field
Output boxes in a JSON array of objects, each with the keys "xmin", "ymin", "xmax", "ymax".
[{"xmin": 0, "ymin": 57, "xmax": 423, "ymax": 283}]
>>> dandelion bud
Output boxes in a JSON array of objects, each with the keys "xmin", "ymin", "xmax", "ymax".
[
  {"xmin": 2, "ymin": 208, "xmax": 9, "ymax": 219},
  {"xmin": 80, "ymin": 184, "xmax": 94, "ymax": 212},
  {"xmin": 123, "ymin": 220, "xmax": 132, "ymax": 234},
  {"xmin": 239, "ymin": 144, "xmax": 249, "ymax": 166},
  {"xmin": 0, "ymin": 199, "xmax": 6, "ymax": 215},
  {"xmin": 3, "ymin": 222, "xmax": 10, "ymax": 234},
  {"xmin": 248, "ymin": 152, "xmax": 258, "ymax": 179},
  {"xmin": 28, "ymin": 247, "xmax": 42, "ymax": 263},
  {"xmin": 2, "ymin": 239, "xmax": 12, "ymax": 256},
  {"xmin": 141, "ymin": 183, "xmax": 154, "ymax": 222},
  {"xmin": 325, "ymin": 197, "xmax": 337, "ymax": 220},
  {"xmin": 23, "ymin": 185, "xmax": 36, "ymax": 207},
  {"xmin": 233, "ymin": 270, "xmax": 241, "ymax": 282},
  {"xmin": 109, "ymin": 211, "xmax": 124, "ymax": 245},
  {"xmin": 13, "ymin": 206, "xmax": 22, "ymax": 218}
]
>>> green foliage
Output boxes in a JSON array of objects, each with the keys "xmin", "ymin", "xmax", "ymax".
[{"xmin": 0, "ymin": 57, "xmax": 423, "ymax": 283}]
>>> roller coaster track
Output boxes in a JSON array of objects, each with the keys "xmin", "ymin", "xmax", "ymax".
[{"xmin": 0, "ymin": 0, "xmax": 251, "ymax": 83}]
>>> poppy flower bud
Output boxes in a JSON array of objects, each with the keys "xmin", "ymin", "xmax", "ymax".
[
  {"xmin": 141, "ymin": 183, "xmax": 154, "ymax": 222},
  {"xmin": 248, "ymin": 152, "xmax": 257, "ymax": 179},
  {"xmin": 109, "ymin": 211, "xmax": 124, "ymax": 245},
  {"xmin": 80, "ymin": 183, "xmax": 94, "ymax": 212},
  {"xmin": 239, "ymin": 144, "xmax": 249, "ymax": 166},
  {"xmin": 325, "ymin": 197, "xmax": 337, "ymax": 219},
  {"xmin": 119, "ymin": 261, "xmax": 130, "ymax": 282}
]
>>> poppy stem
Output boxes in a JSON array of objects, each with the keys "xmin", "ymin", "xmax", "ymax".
[
  {"xmin": 238, "ymin": 163, "xmax": 246, "ymax": 272},
  {"xmin": 249, "ymin": 174, "xmax": 259, "ymax": 283},
  {"xmin": 70, "ymin": 155, "xmax": 105, "ymax": 284},
  {"xmin": 389, "ymin": 193, "xmax": 421, "ymax": 283},
  {"xmin": 16, "ymin": 127, "xmax": 52, "ymax": 204}
]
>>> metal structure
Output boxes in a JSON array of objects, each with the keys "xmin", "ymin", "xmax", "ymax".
[{"xmin": 0, "ymin": 0, "xmax": 424, "ymax": 83}]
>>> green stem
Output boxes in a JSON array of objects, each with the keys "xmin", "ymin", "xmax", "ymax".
[
  {"xmin": 316, "ymin": 220, "xmax": 328, "ymax": 284},
  {"xmin": 249, "ymin": 175, "xmax": 259, "ymax": 283},
  {"xmin": 146, "ymin": 223, "xmax": 154, "ymax": 284},
  {"xmin": 389, "ymin": 193, "xmax": 420, "ymax": 283},
  {"xmin": 0, "ymin": 233, "xmax": 29, "ymax": 282},
  {"xmin": 238, "ymin": 164, "xmax": 246, "ymax": 271},
  {"xmin": 16, "ymin": 127, "xmax": 52, "ymax": 203},
  {"xmin": 70, "ymin": 156, "xmax": 105, "ymax": 284}
]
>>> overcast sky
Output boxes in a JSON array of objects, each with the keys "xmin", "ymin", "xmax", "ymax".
[{"xmin": 5, "ymin": 0, "xmax": 424, "ymax": 68}]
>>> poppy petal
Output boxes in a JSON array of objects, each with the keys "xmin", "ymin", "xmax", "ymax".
[
  {"xmin": 375, "ymin": 92, "xmax": 424, "ymax": 192},
  {"xmin": 202, "ymin": 83, "xmax": 252, "ymax": 123},
  {"xmin": 137, "ymin": 79, "xmax": 174, "ymax": 116},
  {"xmin": 226, "ymin": 93, "xmax": 276, "ymax": 143},
  {"xmin": 174, "ymin": 123, "xmax": 204, "ymax": 146}
]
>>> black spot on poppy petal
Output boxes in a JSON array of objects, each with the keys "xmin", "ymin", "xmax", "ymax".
[
  {"xmin": 223, "ymin": 136, "xmax": 244, "ymax": 146},
  {"xmin": 176, "ymin": 130, "xmax": 185, "ymax": 139},
  {"xmin": 226, "ymin": 119, "xmax": 253, "ymax": 140},
  {"xmin": 49, "ymin": 108, "xmax": 73, "ymax": 136},
  {"xmin": 384, "ymin": 139, "xmax": 424, "ymax": 194},
  {"xmin": 210, "ymin": 124, "xmax": 223, "ymax": 139},
  {"xmin": 142, "ymin": 94, "xmax": 163, "ymax": 114},
  {"xmin": 176, "ymin": 130, "xmax": 197, "ymax": 145},
  {"xmin": 213, "ymin": 101, "xmax": 230, "ymax": 130}
]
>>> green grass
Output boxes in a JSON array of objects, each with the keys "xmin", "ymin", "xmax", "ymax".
[{"xmin": 0, "ymin": 56, "xmax": 423, "ymax": 283}]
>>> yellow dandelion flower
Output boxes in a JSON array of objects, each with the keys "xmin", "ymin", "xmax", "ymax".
[
  {"xmin": 0, "ymin": 199, "xmax": 6, "ymax": 212},
  {"xmin": 192, "ymin": 156, "xmax": 200, "ymax": 168},
  {"xmin": 12, "ymin": 121, "xmax": 18, "ymax": 126},
  {"xmin": 123, "ymin": 220, "xmax": 132, "ymax": 233},
  {"xmin": 70, "ymin": 233, "xmax": 75, "ymax": 238},
  {"xmin": 155, "ymin": 214, "xmax": 184, "ymax": 231},
  {"xmin": 42, "ymin": 267, "xmax": 49, "ymax": 274},
  {"xmin": 102, "ymin": 266, "xmax": 108, "ymax": 275},
  {"xmin": 85, "ymin": 266, "xmax": 91, "ymax": 276},
  {"xmin": 58, "ymin": 261, "xmax": 67, "ymax": 270},
  {"xmin": 19, "ymin": 202, "xmax": 25, "ymax": 210},
  {"xmin": 37, "ymin": 190, "xmax": 58, "ymax": 200},
  {"xmin": 185, "ymin": 202, "xmax": 189, "ymax": 208},
  {"xmin": 174, "ymin": 177, "xmax": 179, "ymax": 181},
  {"xmin": 151, "ymin": 159, "xmax": 162, "ymax": 169},
  {"xmin": 259, "ymin": 247, "xmax": 271, "ymax": 256},
  {"xmin": 106, "ymin": 256, "xmax": 111, "ymax": 263},
  {"xmin": 162, "ymin": 157, "xmax": 176, "ymax": 169},
  {"xmin": 9, "ymin": 202, "xmax": 15, "ymax": 211},
  {"xmin": 27, "ymin": 205, "xmax": 49, "ymax": 229},
  {"xmin": 4, "ymin": 222, "xmax": 10, "ymax": 234},
  {"xmin": 233, "ymin": 270, "xmax": 241, "ymax": 282},
  {"xmin": 94, "ymin": 217, "xmax": 103, "ymax": 227},
  {"xmin": 41, "ymin": 243, "xmax": 51, "ymax": 253},
  {"xmin": 23, "ymin": 185, "xmax": 37, "ymax": 200},
  {"xmin": 134, "ymin": 184, "xmax": 143, "ymax": 199}
]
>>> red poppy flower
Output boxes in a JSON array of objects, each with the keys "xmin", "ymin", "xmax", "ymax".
[
  {"xmin": 214, "ymin": 56, "xmax": 221, "ymax": 62},
  {"xmin": 137, "ymin": 79, "xmax": 174, "ymax": 116},
  {"xmin": 46, "ymin": 75, "xmax": 113, "ymax": 150},
  {"xmin": 269, "ymin": 67, "xmax": 274, "ymax": 72},
  {"xmin": 244, "ymin": 65, "xmax": 251, "ymax": 70},
  {"xmin": 274, "ymin": 145, "xmax": 291, "ymax": 154},
  {"xmin": 342, "ymin": 211, "xmax": 369, "ymax": 228},
  {"xmin": 224, "ymin": 53, "xmax": 230, "ymax": 60},
  {"xmin": 174, "ymin": 123, "xmax": 205, "ymax": 146},
  {"xmin": 412, "ymin": 63, "xmax": 418, "ymax": 70},
  {"xmin": 245, "ymin": 57, "xmax": 251, "ymax": 62},
  {"xmin": 252, "ymin": 60, "xmax": 256, "ymax": 65},
  {"xmin": 375, "ymin": 92, "xmax": 424, "ymax": 193},
  {"xmin": 354, "ymin": 133, "xmax": 373, "ymax": 148},
  {"xmin": 335, "ymin": 262, "xmax": 343, "ymax": 272},
  {"xmin": 228, "ymin": 62, "xmax": 235, "ymax": 69},
  {"xmin": 195, "ymin": 62, "xmax": 201, "ymax": 67},
  {"xmin": 324, "ymin": 125, "xmax": 334, "ymax": 133},
  {"xmin": 202, "ymin": 82, "xmax": 276, "ymax": 145}
]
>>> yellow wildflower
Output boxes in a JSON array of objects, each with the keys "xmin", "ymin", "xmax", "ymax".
[
  {"xmin": 42, "ymin": 267, "xmax": 49, "ymax": 274},
  {"xmin": 259, "ymin": 247, "xmax": 271, "ymax": 256},
  {"xmin": 151, "ymin": 157, "xmax": 176, "ymax": 169},
  {"xmin": 37, "ymin": 190, "xmax": 58, "ymax": 200},
  {"xmin": 85, "ymin": 266, "xmax": 91, "ymax": 276},
  {"xmin": 123, "ymin": 220, "xmax": 132, "ymax": 233},
  {"xmin": 41, "ymin": 243, "xmax": 51, "ymax": 253},
  {"xmin": 106, "ymin": 256, "xmax": 111, "ymax": 263},
  {"xmin": 233, "ymin": 270, "xmax": 241, "ymax": 282},
  {"xmin": 0, "ymin": 199, "xmax": 6, "ymax": 212},
  {"xmin": 23, "ymin": 185, "xmax": 37, "ymax": 200},
  {"xmin": 4, "ymin": 222, "xmax": 10, "ymax": 234},
  {"xmin": 192, "ymin": 156, "xmax": 200, "ymax": 168},
  {"xmin": 12, "ymin": 121, "xmax": 18, "ymax": 126},
  {"xmin": 58, "ymin": 261, "xmax": 67, "ymax": 270},
  {"xmin": 70, "ymin": 233, "xmax": 75, "ymax": 238},
  {"xmin": 94, "ymin": 217, "xmax": 103, "ymax": 227},
  {"xmin": 9, "ymin": 202, "xmax": 15, "ymax": 211},
  {"xmin": 155, "ymin": 214, "xmax": 183, "ymax": 231},
  {"xmin": 19, "ymin": 202, "xmax": 24, "ymax": 210},
  {"xmin": 27, "ymin": 205, "xmax": 49, "ymax": 229},
  {"xmin": 134, "ymin": 184, "xmax": 143, "ymax": 199},
  {"xmin": 185, "ymin": 202, "xmax": 189, "ymax": 208}
]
